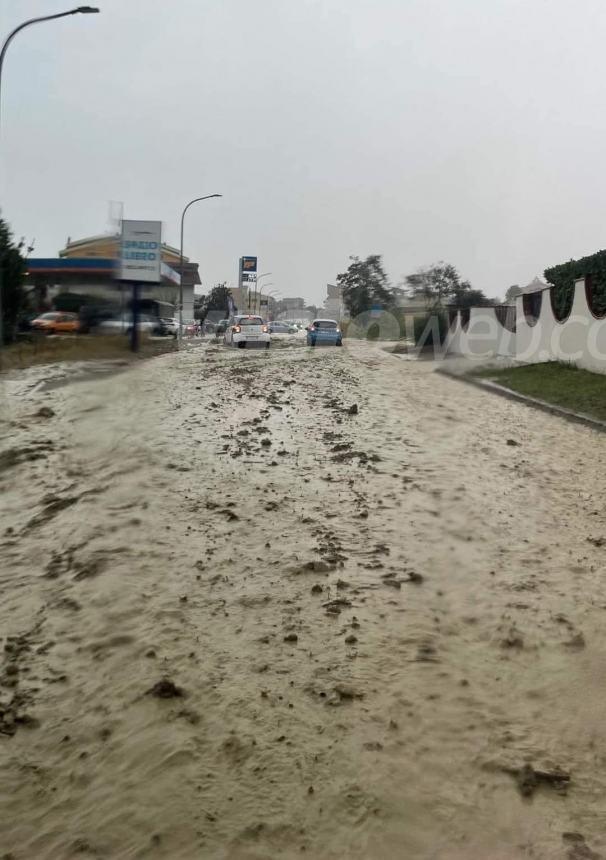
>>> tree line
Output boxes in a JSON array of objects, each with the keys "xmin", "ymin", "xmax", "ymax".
[{"xmin": 336, "ymin": 255, "xmax": 491, "ymax": 319}]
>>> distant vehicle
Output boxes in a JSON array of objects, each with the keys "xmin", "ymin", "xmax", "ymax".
[
  {"xmin": 98, "ymin": 314, "xmax": 165, "ymax": 335},
  {"xmin": 31, "ymin": 311, "xmax": 80, "ymax": 334},
  {"xmin": 268, "ymin": 322, "xmax": 297, "ymax": 335},
  {"xmin": 181, "ymin": 319, "xmax": 198, "ymax": 337},
  {"xmin": 78, "ymin": 304, "xmax": 121, "ymax": 334},
  {"xmin": 161, "ymin": 318, "xmax": 179, "ymax": 336},
  {"xmin": 307, "ymin": 319, "xmax": 342, "ymax": 347},
  {"xmin": 224, "ymin": 315, "xmax": 270, "ymax": 348}
]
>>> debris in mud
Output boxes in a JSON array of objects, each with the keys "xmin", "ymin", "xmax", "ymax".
[
  {"xmin": 406, "ymin": 570, "xmax": 424, "ymax": 584},
  {"xmin": 415, "ymin": 642, "xmax": 439, "ymax": 662},
  {"xmin": 35, "ymin": 406, "xmax": 56, "ymax": 419},
  {"xmin": 175, "ymin": 708, "xmax": 201, "ymax": 725},
  {"xmin": 381, "ymin": 575, "xmax": 401, "ymax": 589},
  {"xmin": 502, "ymin": 763, "xmax": 571, "ymax": 798},
  {"xmin": 0, "ymin": 444, "xmax": 51, "ymax": 474},
  {"xmin": 331, "ymin": 683, "xmax": 364, "ymax": 703},
  {"xmin": 347, "ymin": 404, "xmax": 359, "ymax": 415},
  {"xmin": 564, "ymin": 632, "xmax": 586, "ymax": 649},
  {"xmin": 562, "ymin": 832, "xmax": 602, "ymax": 860},
  {"xmin": 323, "ymin": 598, "xmax": 352, "ymax": 615},
  {"xmin": 147, "ymin": 678, "xmax": 185, "ymax": 699},
  {"xmin": 284, "ymin": 633, "xmax": 299, "ymax": 643},
  {"xmin": 506, "ymin": 438, "xmax": 520, "ymax": 446},
  {"xmin": 72, "ymin": 554, "xmax": 109, "ymax": 581},
  {"xmin": 0, "ymin": 691, "xmax": 39, "ymax": 736},
  {"xmin": 303, "ymin": 560, "xmax": 335, "ymax": 573},
  {"xmin": 345, "ymin": 634, "xmax": 358, "ymax": 644},
  {"xmin": 501, "ymin": 627, "xmax": 524, "ymax": 649},
  {"xmin": 586, "ymin": 536, "xmax": 605, "ymax": 548},
  {"xmin": 310, "ymin": 584, "xmax": 323, "ymax": 595},
  {"xmin": 23, "ymin": 494, "xmax": 78, "ymax": 533}
]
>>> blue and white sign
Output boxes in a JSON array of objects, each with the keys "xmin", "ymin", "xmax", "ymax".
[{"xmin": 119, "ymin": 220, "xmax": 162, "ymax": 283}]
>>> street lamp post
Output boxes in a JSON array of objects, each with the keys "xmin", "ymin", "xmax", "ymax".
[
  {"xmin": 178, "ymin": 194, "xmax": 222, "ymax": 341},
  {"xmin": 0, "ymin": 6, "xmax": 100, "ymax": 357},
  {"xmin": 256, "ymin": 281, "xmax": 273, "ymax": 315},
  {"xmin": 250, "ymin": 271, "xmax": 271, "ymax": 312},
  {"xmin": 264, "ymin": 289, "xmax": 281, "ymax": 321}
]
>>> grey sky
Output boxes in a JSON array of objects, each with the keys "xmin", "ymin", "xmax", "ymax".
[{"xmin": 1, "ymin": 0, "xmax": 605, "ymax": 305}]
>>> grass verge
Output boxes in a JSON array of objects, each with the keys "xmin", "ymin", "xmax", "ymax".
[
  {"xmin": 0, "ymin": 334, "xmax": 178, "ymax": 372},
  {"xmin": 474, "ymin": 362, "xmax": 606, "ymax": 423}
]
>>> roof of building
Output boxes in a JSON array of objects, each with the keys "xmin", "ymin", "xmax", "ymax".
[
  {"xmin": 60, "ymin": 233, "xmax": 184, "ymax": 258},
  {"xmin": 26, "ymin": 257, "xmax": 182, "ymax": 286},
  {"xmin": 520, "ymin": 276, "xmax": 550, "ymax": 294}
]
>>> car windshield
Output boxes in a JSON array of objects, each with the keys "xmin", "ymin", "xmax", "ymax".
[
  {"xmin": 237, "ymin": 317, "xmax": 263, "ymax": 326},
  {"xmin": 315, "ymin": 320, "xmax": 337, "ymax": 329},
  {"xmin": 38, "ymin": 312, "xmax": 60, "ymax": 320}
]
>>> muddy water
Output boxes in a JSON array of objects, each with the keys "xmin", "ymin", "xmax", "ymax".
[{"xmin": 1, "ymin": 341, "xmax": 606, "ymax": 859}]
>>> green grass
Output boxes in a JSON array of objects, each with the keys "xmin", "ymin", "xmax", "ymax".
[{"xmin": 474, "ymin": 361, "xmax": 606, "ymax": 422}]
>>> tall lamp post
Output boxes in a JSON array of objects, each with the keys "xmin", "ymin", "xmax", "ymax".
[
  {"xmin": 178, "ymin": 194, "xmax": 222, "ymax": 340},
  {"xmin": 265, "ymin": 288, "xmax": 281, "ymax": 321},
  {"xmin": 256, "ymin": 281, "xmax": 273, "ymax": 314},
  {"xmin": 0, "ymin": 5, "xmax": 100, "ymax": 358},
  {"xmin": 250, "ymin": 271, "xmax": 271, "ymax": 312}
]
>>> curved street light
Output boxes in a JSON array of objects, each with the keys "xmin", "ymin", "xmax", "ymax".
[
  {"xmin": 0, "ymin": 7, "xmax": 100, "ymax": 138},
  {"xmin": 0, "ymin": 6, "xmax": 100, "ymax": 356},
  {"xmin": 255, "ymin": 281, "xmax": 273, "ymax": 313},
  {"xmin": 178, "ymin": 194, "xmax": 222, "ymax": 339},
  {"xmin": 250, "ymin": 271, "xmax": 271, "ymax": 311}
]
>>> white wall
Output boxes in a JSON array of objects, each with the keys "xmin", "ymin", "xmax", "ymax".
[
  {"xmin": 444, "ymin": 278, "xmax": 606, "ymax": 374},
  {"xmin": 515, "ymin": 278, "xmax": 606, "ymax": 373},
  {"xmin": 444, "ymin": 306, "xmax": 516, "ymax": 358}
]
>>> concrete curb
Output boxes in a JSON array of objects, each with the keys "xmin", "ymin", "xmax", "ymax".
[{"xmin": 436, "ymin": 367, "xmax": 606, "ymax": 434}]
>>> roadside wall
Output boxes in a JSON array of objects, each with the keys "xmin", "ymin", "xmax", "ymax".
[
  {"xmin": 444, "ymin": 306, "xmax": 516, "ymax": 358},
  {"xmin": 515, "ymin": 277, "xmax": 606, "ymax": 373}
]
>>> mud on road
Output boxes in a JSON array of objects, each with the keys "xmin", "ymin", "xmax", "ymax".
[{"xmin": 1, "ymin": 340, "xmax": 606, "ymax": 859}]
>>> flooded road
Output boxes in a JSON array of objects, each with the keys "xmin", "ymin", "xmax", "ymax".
[{"xmin": 1, "ymin": 340, "xmax": 606, "ymax": 860}]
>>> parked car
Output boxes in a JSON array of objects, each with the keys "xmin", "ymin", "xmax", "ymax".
[
  {"xmin": 79, "ymin": 304, "xmax": 121, "ymax": 334},
  {"xmin": 224, "ymin": 315, "xmax": 270, "ymax": 348},
  {"xmin": 268, "ymin": 322, "xmax": 297, "ymax": 335},
  {"xmin": 306, "ymin": 319, "xmax": 343, "ymax": 346},
  {"xmin": 31, "ymin": 311, "xmax": 80, "ymax": 334},
  {"xmin": 161, "ymin": 318, "xmax": 179, "ymax": 336},
  {"xmin": 181, "ymin": 319, "xmax": 199, "ymax": 337},
  {"xmin": 98, "ymin": 314, "xmax": 165, "ymax": 335}
]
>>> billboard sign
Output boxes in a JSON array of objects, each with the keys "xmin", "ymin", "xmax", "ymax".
[
  {"xmin": 238, "ymin": 255, "xmax": 257, "ymax": 294},
  {"xmin": 119, "ymin": 220, "xmax": 162, "ymax": 283},
  {"xmin": 240, "ymin": 256, "xmax": 257, "ymax": 273}
]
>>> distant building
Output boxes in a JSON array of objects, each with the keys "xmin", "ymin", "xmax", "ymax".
[
  {"xmin": 26, "ymin": 232, "xmax": 201, "ymax": 318},
  {"xmin": 323, "ymin": 283, "xmax": 345, "ymax": 319},
  {"xmin": 520, "ymin": 276, "xmax": 549, "ymax": 294}
]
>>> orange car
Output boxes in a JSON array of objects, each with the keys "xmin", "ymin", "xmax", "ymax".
[{"xmin": 31, "ymin": 312, "xmax": 80, "ymax": 334}]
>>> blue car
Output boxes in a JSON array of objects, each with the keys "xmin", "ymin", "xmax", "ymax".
[{"xmin": 307, "ymin": 319, "xmax": 343, "ymax": 347}]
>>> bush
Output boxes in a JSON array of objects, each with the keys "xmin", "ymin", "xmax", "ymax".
[{"xmin": 545, "ymin": 250, "xmax": 606, "ymax": 317}]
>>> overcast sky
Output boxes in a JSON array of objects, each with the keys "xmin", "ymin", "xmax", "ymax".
[{"xmin": 1, "ymin": 0, "xmax": 606, "ymax": 304}]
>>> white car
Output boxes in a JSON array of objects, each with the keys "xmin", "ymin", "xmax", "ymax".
[
  {"xmin": 98, "ymin": 314, "xmax": 163, "ymax": 334},
  {"xmin": 268, "ymin": 321, "xmax": 297, "ymax": 338},
  {"xmin": 224, "ymin": 315, "xmax": 270, "ymax": 349},
  {"xmin": 161, "ymin": 317, "xmax": 179, "ymax": 336}
]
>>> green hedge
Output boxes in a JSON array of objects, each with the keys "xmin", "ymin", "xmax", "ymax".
[{"xmin": 545, "ymin": 251, "xmax": 606, "ymax": 318}]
